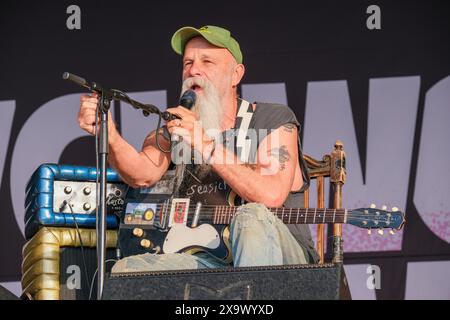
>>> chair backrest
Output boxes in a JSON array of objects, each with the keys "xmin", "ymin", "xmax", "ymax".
[{"xmin": 302, "ymin": 140, "xmax": 346, "ymax": 264}]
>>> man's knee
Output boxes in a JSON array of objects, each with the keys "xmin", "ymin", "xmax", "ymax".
[{"xmin": 231, "ymin": 202, "xmax": 275, "ymax": 231}]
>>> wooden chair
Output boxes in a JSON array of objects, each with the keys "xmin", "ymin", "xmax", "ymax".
[{"xmin": 302, "ymin": 140, "xmax": 346, "ymax": 264}]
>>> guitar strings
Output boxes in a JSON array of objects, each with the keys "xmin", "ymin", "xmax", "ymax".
[
  {"xmin": 148, "ymin": 203, "xmax": 395, "ymax": 218},
  {"xmin": 136, "ymin": 203, "xmax": 398, "ymax": 224},
  {"xmin": 149, "ymin": 203, "xmax": 396, "ymax": 217},
  {"xmin": 180, "ymin": 215, "xmax": 392, "ymax": 223}
]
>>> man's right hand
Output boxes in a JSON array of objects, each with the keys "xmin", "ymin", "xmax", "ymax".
[
  {"xmin": 77, "ymin": 92, "xmax": 172, "ymax": 188},
  {"xmin": 78, "ymin": 92, "xmax": 118, "ymax": 141}
]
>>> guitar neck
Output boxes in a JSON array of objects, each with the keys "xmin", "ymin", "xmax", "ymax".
[{"xmin": 209, "ymin": 206, "xmax": 347, "ymax": 225}]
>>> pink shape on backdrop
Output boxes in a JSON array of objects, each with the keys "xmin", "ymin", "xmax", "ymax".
[{"xmin": 420, "ymin": 210, "xmax": 450, "ymax": 244}]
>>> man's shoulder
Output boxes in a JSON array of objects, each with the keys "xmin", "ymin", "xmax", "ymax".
[
  {"xmin": 254, "ymin": 101, "xmax": 291, "ymax": 111},
  {"xmin": 252, "ymin": 101, "xmax": 300, "ymax": 129}
]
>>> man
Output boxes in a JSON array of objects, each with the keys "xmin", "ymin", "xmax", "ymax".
[{"xmin": 78, "ymin": 25, "xmax": 319, "ymax": 272}]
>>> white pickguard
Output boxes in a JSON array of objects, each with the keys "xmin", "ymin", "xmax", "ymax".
[{"xmin": 163, "ymin": 224, "xmax": 221, "ymax": 254}]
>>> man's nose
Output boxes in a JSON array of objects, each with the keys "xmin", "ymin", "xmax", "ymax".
[{"xmin": 188, "ymin": 60, "xmax": 203, "ymax": 77}]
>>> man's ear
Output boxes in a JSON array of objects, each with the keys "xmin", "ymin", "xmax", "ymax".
[{"xmin": 232, "ymin": 64, "xmax": 245, "ymax": 87}]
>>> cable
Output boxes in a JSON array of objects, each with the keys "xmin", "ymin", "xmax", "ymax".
[
  {"xmin": 110, "ymin": 89, "xmax": 145, "ymax": 113},
  {"xmin": 88, "ymin": 259, "xmax": 117, "ymax": 300},
  {"xmin": 65, "ymin": 201, "xmax": 92, "ymax": 293},
  {"xmin": 154, "ymin": 114, "xmax": 172, "ymax": 153},
  {"xmin": 109, "ymin": 88, "xmax": 173, "ymax": 154}
]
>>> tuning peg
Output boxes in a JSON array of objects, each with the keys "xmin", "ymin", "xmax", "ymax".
[
  {"xmin": 392, "ymin": 207, "xmax": 398, "ymax": 212},
  {"xmin": 381, "ymin": 205, "xmax": 387, "ymax": 210},
  {"xmin": 370, "ymin": 203, "xmax": 376, "ymax": 209},
  {"xmin": 389, "ymin": 229, "xmax": 396, "ymax": 235},
  {"xmin": 367, "ymin": 229, "xmax": 372, "ymax": 235},
  {"xmin": 377, "ymin": 229, "xmax": 384, "ymax": 235}
]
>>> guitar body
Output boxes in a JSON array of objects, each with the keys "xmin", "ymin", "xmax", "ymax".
[
  {"xmin": 118, "ymin": 173, "xmax": 238, "ymax": 264},
  {"xmin": 164, "ymin": 224, "xmax": 232, "ymax": 262},
  {"xmin": 118, "ymin": 223, "xmax": 233, "ymax": 263}
]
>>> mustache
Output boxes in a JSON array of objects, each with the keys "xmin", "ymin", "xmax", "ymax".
[{"xmin": 181, "ymin": 77, "xmax": 210, "ymax": 93}]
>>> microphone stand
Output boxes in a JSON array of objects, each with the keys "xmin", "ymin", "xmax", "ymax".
[
  {"xmin": 62, "ymin": 72, "xmax": 177, "ymax": 300},
  {"xmin": 96, "ymin": 88, "xmax": 110, "ymax": 301}
]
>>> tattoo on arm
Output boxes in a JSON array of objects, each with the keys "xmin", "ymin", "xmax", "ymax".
[
  {"xmin": 282, "ymin": 123, "xmax": 296, "ymax": 133},
  {"xmin": 269, "ymin": 145, "xmax": 291, "ymax": 171}
]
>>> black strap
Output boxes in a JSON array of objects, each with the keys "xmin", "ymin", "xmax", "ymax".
[{"xmin": 296, "ymin": 127, "xmax": 310, "ymax": 193}]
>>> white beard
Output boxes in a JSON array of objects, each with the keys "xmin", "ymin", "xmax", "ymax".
[
  {"xmin": 181, "ymin": 76, "xmax": 224, "ymax": 134},
  {"xmin": 175, "ymin": 76, "xmax": 226, "ymax": 178}
]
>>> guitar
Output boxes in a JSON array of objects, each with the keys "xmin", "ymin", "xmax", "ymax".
[{"xmin": 118, "ymin": 198, "xmax": 406, "ymax": 262}]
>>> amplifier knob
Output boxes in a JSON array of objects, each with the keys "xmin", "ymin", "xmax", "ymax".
[
  {"xmin": 83, "ymin": 203, "xmax": 91, "ymax": 211},
  {"xmin": 64, "ymin": 186, "xmax": 72, "ymax": 194},
  {"xmin": 140, "ymin": 239, "xmax": 152, "ymax": 248},
  {"xmin": 133, "ymin": 228, "xmax": 144, "ymax": 237},
  {"xmin": 83, "ymin": 187, "xmax": 91, "ymax": 195}
]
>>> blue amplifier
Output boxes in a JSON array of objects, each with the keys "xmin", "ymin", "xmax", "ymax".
[{"xmin": 24, "ymin": 164, "xmax": 128, "ymax": 239}]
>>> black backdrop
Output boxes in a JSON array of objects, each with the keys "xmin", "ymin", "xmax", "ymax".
[{"xmin": 1, "ymin": 0, "xmax": 450, "ymax": 299}]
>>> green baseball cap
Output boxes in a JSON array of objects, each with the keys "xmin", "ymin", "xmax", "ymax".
[{"xmin": 171, "ymin": 25, "xmax": 243, "ymax": 64}]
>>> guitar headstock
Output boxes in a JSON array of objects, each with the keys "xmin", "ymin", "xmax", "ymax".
[{"xmin": 348, "ymin": 204, "xmax": 406, "ymax": 234}]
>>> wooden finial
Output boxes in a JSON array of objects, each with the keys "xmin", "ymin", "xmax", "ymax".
[
  {"xmin": 334, "ymin": 140, "xmax": 344, "ymax": 150},
  {"xmin": 330, "ymin": 140, "xmax": 346, "ymax": 184}
]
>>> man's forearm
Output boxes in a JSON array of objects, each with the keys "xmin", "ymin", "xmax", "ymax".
[
  {"xmin": 210, "ymin": 144, "xmax": 290, "ymax": 207},
  {"xmin": 107, "ymin": 131, "xmax": 164, "ymax": 187}
]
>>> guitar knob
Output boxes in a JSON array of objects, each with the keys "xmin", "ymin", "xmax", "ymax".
[
  {"xmin": 367, "ymin": 229, "xmax": 372, "ymax": 235},
  {"xmin": 392, "ymin": 207, "xmax": 399, "ymax": 212},
  {"xmin": 370, "ymin": 203, "xmax": 376, "ymax": 209},
  {"xmin": 83, "ymin": 203, "xmax": 91, "ymax": 211},
  {"xmin": 83, "ymin": 187, "xmax": 91, "ymax": 195},
  {"xmin": 133, "ymin": 228, "xmax": 144, "ymax": 237},
  {"xmin": 377, "ymin": 229, "xmax": 384, "ymax": 235},
  {"xmin": 389, "ymin": 229, "xmax": 396, "ymax": 235},
  {"xmin": 64, "ymin": 186, "xmax": 72, "ymax": 194},
  {"xmin": 140, "ymin": 239, "xmax": 152, "ymax": 248},
  {"xmin": 381, "ymin": 205, "xmax": 387, "ymax": 210}
]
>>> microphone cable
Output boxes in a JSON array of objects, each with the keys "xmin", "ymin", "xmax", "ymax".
[{"xmin": 109, "ymin": 88, "xmax": 173, "ymax": 153}]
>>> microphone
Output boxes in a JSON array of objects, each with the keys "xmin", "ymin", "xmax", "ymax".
[
  {"xmin": 171, "ymin": 90, "xmax": 197, "ymax": 142},
  {"xmin": 179, "ymin": 89, "xmax": 196, "ymax": 110},
  {"xmin": 62, "ymin": 72, "xmax": 89, "ymax": 90}
]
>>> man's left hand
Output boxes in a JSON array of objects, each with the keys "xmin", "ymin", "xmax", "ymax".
[{"xmin": 166, "ymin": 106, "xmax": 213, "ymax": 157}]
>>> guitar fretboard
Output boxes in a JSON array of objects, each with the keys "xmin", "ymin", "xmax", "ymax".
[{"xmin": 211, "ymin": 206, "xmax": 347, "ymax": 225}]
